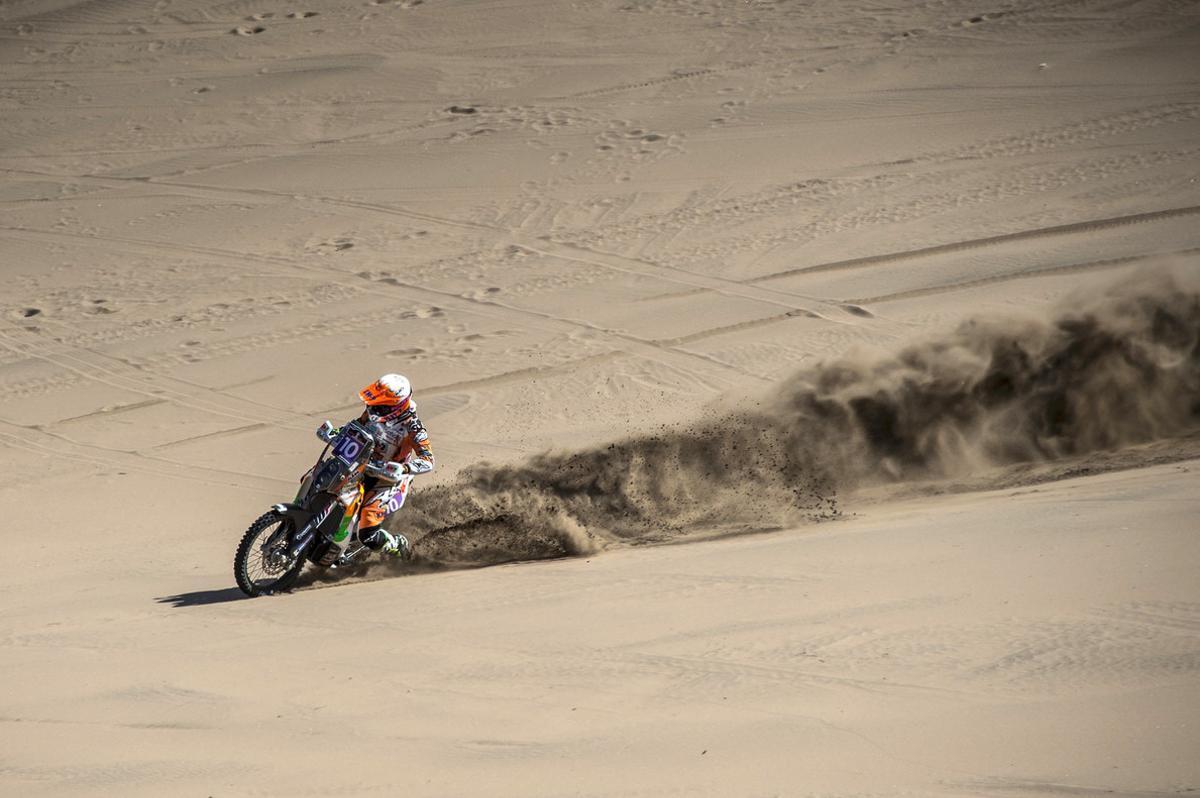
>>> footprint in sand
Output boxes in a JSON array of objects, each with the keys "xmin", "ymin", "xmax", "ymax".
[
  {"xmin": 842, "ymin": 304, "xmax": 874, "ymax": 318},
  {"xmin": 959, "ymin": 12, "xmax": 1006, "ymax": 27},
  {"xmin": 465, "ymin": 287, "xmax": 502, "ymax": 301},
  {"xmin": 312, "ymin": 237, "xmax": 355, "ymax": 253},
  {"xmin": 395, "ymin": 306, "xmax": 444, "ymax": 320}
]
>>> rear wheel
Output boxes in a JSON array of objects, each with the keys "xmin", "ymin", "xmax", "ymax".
[{"xmin": 234, "ymin": 511, "xmax": 306, "ymax": 596}]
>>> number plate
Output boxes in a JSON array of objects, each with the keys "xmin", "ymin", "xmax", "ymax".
[{"xmin": 331, "ymin": 429, "xmax": 368, "ymax": 466}]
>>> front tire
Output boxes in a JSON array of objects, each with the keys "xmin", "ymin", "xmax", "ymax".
[{"xmin": 234, "ymin": 511, "xmax": 306, "ymax": 596}]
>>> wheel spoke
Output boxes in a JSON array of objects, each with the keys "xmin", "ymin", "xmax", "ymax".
[
  {"xmin": 245, "ymin": 519, "xmax": 291, "ymax": 587},
  {"xmin": 236, "ymin": 512, "xmax": 306, "ymax": 596}
]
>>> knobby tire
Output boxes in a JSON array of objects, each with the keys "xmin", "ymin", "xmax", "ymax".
[{"xmin": 234, "ymin": 511, "xmax": 306, "ymax": 597}]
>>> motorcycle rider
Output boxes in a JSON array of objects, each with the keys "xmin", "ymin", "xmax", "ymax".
[{"xmin": 316, "ymin": 373, "xmax": 434, "ymax": 560}]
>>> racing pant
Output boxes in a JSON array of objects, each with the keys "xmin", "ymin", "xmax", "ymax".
[{"xmin": 357, "ymin": 476, "xmax": 413, "ymax": 550}]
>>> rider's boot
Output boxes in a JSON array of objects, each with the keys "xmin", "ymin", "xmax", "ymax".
[{"xmin": 379, "ymin": 529, "xmax": 413, "ymax": 561}]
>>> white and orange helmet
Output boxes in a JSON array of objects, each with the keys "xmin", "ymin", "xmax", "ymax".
[{"xmin": 359, "ymin": 373, "xmax": 413, "ymax": 420}]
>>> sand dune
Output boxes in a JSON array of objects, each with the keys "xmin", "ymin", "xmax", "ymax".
[{"xmin": 2, "ymin": 0, "xmax": 1199, "ymax": 795}]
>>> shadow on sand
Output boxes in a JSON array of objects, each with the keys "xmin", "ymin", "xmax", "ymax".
[{"xmin": 155, "ymin": 587, "xmax": 248, "ymax": 608}]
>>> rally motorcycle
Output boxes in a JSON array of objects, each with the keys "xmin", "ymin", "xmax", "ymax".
[{"xmin": 234, "ymin": 419, "xmax": 396, "ymax": 596}]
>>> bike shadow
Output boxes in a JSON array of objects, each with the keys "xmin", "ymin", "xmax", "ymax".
[{"xmin": 155, "ymin": 587, "xmax": 247, "ymax": 608}]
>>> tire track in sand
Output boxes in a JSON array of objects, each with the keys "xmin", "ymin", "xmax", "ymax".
[
  {"xmin": 0, "ymin": 418, "xmax": 291, "ymax": 493},
  {"xmin": 639, "ymin": 203, "xmax": 1200, "ymax": 304},
  {"xmin": 751, "ymin": 204, "xmax": 1200, "ymax": 284},
  {"xmin": 0, "ymin": 323, "xmax": 316, "ymax": 433},
  {"xmin": 0, "ymin": 224, "xmax": 775, "ymax": 427},
  {"xmin": 842, "ymin": 247, "xmax": 1200, "ymax": 305}
]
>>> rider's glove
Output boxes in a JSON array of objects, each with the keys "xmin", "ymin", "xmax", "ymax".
[
  {"xmin": 367, "ymin": 460, "xmax": 408, "ymax": 482},
  {"xmin": 316, "ymin": 421, "xmax": 338, "ymax": 443}
]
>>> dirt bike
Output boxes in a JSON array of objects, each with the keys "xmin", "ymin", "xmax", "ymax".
[{"xmin": 234, "ymin": 419, "xmax": 394, "ymax": 596}]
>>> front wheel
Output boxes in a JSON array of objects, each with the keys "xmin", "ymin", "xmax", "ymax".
[{"xmin": 234, "ymin": 511, "xmax": 306, "ymax": 596}]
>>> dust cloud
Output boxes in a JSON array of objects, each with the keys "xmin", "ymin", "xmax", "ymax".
[{"xmin": 308, "ymin": 265, "xmax": 1200, "ymax": 582}]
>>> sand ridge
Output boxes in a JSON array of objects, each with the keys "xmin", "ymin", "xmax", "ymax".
[{"xmin": 2, "ymin": 0, "xmax": 1199, "ymax": 795}]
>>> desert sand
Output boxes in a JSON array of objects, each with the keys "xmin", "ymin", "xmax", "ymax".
[{"xmin": 1, "ymin": 0, "xmax": 1198, "ymax": 795}]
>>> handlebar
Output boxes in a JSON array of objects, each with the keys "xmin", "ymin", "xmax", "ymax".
[
  {"xmin": 365, "ymin": 460, "xmax": 406, "ymax": 481},
  {"xmin": 316, "ymin": 421, "xmax": 338, "ymax": 443}
]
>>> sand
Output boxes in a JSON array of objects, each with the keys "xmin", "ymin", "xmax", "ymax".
[{"xmin": 1, "ymin": 0, "xmax": 1198, "ymax": 795}]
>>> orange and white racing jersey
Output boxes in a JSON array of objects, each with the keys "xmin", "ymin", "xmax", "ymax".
[{"xmin": 362, "ymin": 403, "xmax": 435, "ymax": 475}]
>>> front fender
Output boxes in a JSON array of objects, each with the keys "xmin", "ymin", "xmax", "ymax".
[{"xmin": 272, "ymin": 503, "xmax": 313, "ymax": 527}]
